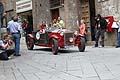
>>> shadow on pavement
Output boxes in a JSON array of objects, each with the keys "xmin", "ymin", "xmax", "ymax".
[{"xmin": 32, "ymin": 48, "xmax": 79, "ymax": 54}]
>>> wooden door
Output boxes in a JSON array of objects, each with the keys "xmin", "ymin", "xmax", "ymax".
[{"xmin": 51, "ymin": 8, "xmax": 59, "ymax": 20}]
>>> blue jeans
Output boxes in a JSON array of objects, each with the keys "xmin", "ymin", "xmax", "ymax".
[
  {"xmin": 117, "ymin": 32, "xmax": 120, "ymax": 46},
  {"xmin": 95, "ymin": 29, "xmax": 105, "ymax": 47},
  {"xmin": 12, "ymin": 33, "xmax": 21, "ymax": 55}
]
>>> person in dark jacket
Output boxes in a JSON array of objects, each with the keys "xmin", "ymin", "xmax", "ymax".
[{"xmin": 94, "ymin": 14, "xmax": 107, "ymax": 47}]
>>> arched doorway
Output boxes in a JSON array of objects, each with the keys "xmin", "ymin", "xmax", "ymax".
[
  {"xmin": 51, "ymin": 8, "xmax": 59, "ymax": 20},
  {"xmin": 79, "ymin": 0, "xmax": 96, "ymax": 41}
]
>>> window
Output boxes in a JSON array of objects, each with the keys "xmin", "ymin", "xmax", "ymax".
[
  {"xmin": 49, "ymin": 0, "xmax": 64, "ymax": 8},
  {"xmin": 98, "ymin": 0, "xmax": 109, "ymax": 2}
]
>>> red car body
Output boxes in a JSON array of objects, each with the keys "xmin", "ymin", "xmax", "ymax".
[{"xmin": 26, "ymin": 27, "xmax": 85, "ymax": 55}]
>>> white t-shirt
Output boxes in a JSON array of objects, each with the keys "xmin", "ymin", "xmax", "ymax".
[
  {"xmin": 0, "ymin": 40, "xmax": 4, "ymax": 53},
  {"xmin": 0, "ymin": 40, "xmax": 4, "ymax": 47},
  {"xmin": 116, "ymin": 22, "xmax": 120, "ymax": 32},
  {"xmin": 0, "ymin": 40, "xmax": 15, "ymax": 52}
]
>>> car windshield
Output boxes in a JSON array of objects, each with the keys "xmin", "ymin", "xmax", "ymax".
[{"xmin": 46, "ymin": 26, "xmax": 61, "ymax": 32}]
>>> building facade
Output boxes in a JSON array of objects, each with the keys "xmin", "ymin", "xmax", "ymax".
[
  {"xmin": 32, "ymin": 0, "xmax": 120, "ymax": 46},
  {"xmin": 32, "ymin": 0, "xmax": 96, "ymax": 41},
  {"xmin": 2, "ymin": 0, "xmax": 15, "ymax": 21},
  {"xmin": 95, "ymin": 0, "xmax": 120, "ymax": 46},
  {"xmin": 16, "ymin": 0, "xmax": 33, "ymax": 26},
  {"xmin": 3, "ymin": 0, "xmax": 120, "ymax": 45}
]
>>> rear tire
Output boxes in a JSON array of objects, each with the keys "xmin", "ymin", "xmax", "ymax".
[
  {"xmin": 52, "ymin": 39, "xmax": 58, "ymax": 55},
  {"xmin": 26, "ymin": 36, "xmax": 34, "ymax": 50},
  {"xmin": 78, "ymin": 37, "xmax": 85, "ymax": 52}
]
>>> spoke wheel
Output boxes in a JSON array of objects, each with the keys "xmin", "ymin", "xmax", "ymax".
[{"xmin": 78, "ymin": 37, "xmax": 85, "ymax": 52}]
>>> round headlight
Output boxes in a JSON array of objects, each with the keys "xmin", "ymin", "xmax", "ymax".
[
  {"xmin": 36, "ymin": 32, "xmax": 40, "ymax": 40},
  {"xmin": 69, "ymin": 37, "xmax": 74, "ymax": 42},
  {"xmin": 74, "ymin": 31, "xmax": 78, "ymax": 35},
  {"xmin": 60, "ymin": 31, "xmax": 64, "ymax": 36}
]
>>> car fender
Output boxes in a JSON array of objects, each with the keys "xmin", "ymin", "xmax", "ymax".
[
  {"xmin": 50, "ymin": 35, "xmax": 59, "ymax": 40},
  {"xmin": 27, "ymin": 34, "xmax": 34, "ymax": 39},
  {"xmin": 74, "ymin": 35, "xmax": 81, "ymax": 44}
]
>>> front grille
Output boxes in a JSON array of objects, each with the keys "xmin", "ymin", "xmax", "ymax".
[{"xmin": 64, "ymin": 32, "xmax": 74, "ymax": 46}]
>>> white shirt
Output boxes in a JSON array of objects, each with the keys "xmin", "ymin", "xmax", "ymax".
[
  {"xmin": 0, "ymin": 40, "xmax": 4, "ymax": 47},
  {"xmin": 0, "ymin": 40, "xmax": 4, "ymax": 53},
  {"xmin": 116, "ymin": 22, "xmax": 120, "ymax": 32},
  {"xmin": 7, "ymin": 21, "xmax": 21, "ymax": 33}
]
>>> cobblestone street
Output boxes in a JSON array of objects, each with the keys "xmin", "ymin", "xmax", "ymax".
[{"xmin": 0, "ymin": 37, "xmax": 120, "ymax": 80}]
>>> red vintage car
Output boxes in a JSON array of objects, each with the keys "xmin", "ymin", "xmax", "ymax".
[{"xmin": 26, "ymin": 27, "xmax": 86, "ymax": 55}]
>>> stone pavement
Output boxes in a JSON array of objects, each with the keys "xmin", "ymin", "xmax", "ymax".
[{"xmin": 0, "ymin": 37, "xmax": 120, "ymax": 80}]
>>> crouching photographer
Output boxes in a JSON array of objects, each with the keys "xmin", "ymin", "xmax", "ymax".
[{"xmin": 0, "ymin": 34, "xmax": 15, "ymax": 60}]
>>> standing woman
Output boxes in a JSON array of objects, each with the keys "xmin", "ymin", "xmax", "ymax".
[{"xmin": 79, "ymin": 19, "xmax": 87, "ymax": 42}]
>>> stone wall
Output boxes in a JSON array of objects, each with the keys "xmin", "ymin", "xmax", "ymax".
[
  {"xmin": 95, "ymin": 0, "xmax": 120, "ymax": 19},
  {"xmin": 1, "ymin": 0, "xmax": 15, "ymax": 21},
  {"xmin": 64, "ymin": 0, "xmax": 80, "ymax": 31},
  {"xmin": 32, "ymin": 0, "xmax": 51, "ymax": 31},
  {"xmin": 95, "ymin": 0, "xmax": 119, "ymax": 46}
]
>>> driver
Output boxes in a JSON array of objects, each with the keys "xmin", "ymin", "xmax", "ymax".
[{"xmin": 38, "ymin": 21, "xmax": 48, "ymax": 33}]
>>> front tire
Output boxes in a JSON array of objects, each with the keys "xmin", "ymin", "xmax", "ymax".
[
  {"xmin": 52, "ymin": 39, "xmax": 58, "ymax": 55},
  {"xmin": 78, "ymin": 37, "xmax": 85, "ymax": 52},
  {"xmin": 26, "ymin": 35, "xmax": 34, "ymax": 50}
]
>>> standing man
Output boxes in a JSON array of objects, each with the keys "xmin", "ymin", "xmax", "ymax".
[
  {"xmin": 0, "ymin": 1, "xmax": 4, "ymax": 39},
  {"xmin": 7, "ymin": 16, "xmax": 21, "ymax": 56},
  {"xmin": 1, "ymin": 12, "xmax": 7, "ymax": 28},
  {"xmin": 94, "ymin": 14, "xmax": 107, "ymax": 47}
]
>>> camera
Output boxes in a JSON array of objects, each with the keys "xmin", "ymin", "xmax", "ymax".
[{"xmin": 8, "ymin": 40, "xmax": 12, "ymax": 45}]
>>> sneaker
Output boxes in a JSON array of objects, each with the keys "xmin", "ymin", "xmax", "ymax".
[
  {"xmin": 116, "ymin": 46, "xmax": 120, "ymax": 48},
  {"xmin": 95, "ymin": 44, "xmax": 98, "ymax": 47},
  {"xmin": 99, "ymin": 45, "xmax": 104, "ymax": 48},
  {"xmin": 93, "ymin": 45, "xmax": 98, "ymax": 48},
  {"xmin": 14, "ymin": 54, "xmax": 21, "ymax": 56},
  {"xmin": 8, "ymin": 56, "xmax": 12, "ymax": 59},
  {"xmin": 92, "ymin": 46, "xmax": 98, "ymax": 48}
]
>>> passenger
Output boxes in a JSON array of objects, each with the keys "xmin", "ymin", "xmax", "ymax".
[
  {"xmin": 39, "ymin": 21, "xmax": 47, "ymax": 33},
  {"xmin": 57, "ymin": 17, "xmax": 65, "ymax": 29},
  {"xmin": 79, "ymin": 19, "xmax": 87, "ymax": 42},
  {"xmin": 52, "ymin": 19, "xmax": 58, "ymax": 27},
  {"xmin": 79, "ymin": 20, "xmax": 87, "ymax": 36}
]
